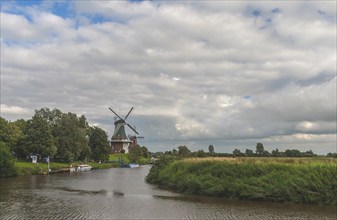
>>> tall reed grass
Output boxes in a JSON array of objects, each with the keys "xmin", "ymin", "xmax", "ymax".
[{"xmin": 146, "ymin": 157, "xmax": 337, "ymax": 205}]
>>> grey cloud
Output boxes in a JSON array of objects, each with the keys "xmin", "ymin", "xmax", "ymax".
[
  {"xmin": 1, "ymin": 1, "xmax": 336, "ymax": 154},
  {"xmin": 294, "ymin": 72, "xmax": 336, "ymax": 86}
]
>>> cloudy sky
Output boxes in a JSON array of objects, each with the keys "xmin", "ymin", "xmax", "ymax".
[{"xmin": 1, "ymin": 0, "xmax": 336, "ymax": 154}]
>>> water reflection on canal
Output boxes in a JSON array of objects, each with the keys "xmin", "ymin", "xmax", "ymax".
[{"xmin": 1, "ymin": 165, "xmax": 336, "ymax": 219}]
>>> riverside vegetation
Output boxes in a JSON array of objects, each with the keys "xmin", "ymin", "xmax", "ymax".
[
  {"xmin": 2, "ymin": 152, "xmax": 149, "ymax": 177},
  {"xmin": 146, "ymin": 156, "xmax": 337, "ymax": 206},
  {"xmin": 0, "ymin": 108, "xmax": 150, "ymax": 177},
  {"xmin": 13, "ymin": 161, "xmax": 116, "ymax": 176}
]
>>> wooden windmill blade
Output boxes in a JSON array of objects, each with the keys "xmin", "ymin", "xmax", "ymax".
[
  {"xmin": 109, "ymin": 108, "xmax": 124, "ymax": 122},
  {"xmin": 124, "ymin": 107, "xmax": 134, "ymax": 120},
  {"xmin": 126, "ymin": 123, "xmax": 139, "ymax": 135}
]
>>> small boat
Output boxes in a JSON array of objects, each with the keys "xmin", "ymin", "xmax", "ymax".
[
  {"xmin": 39, "ymin": 170, "xmax": 48, "ymax": 175},
  {"xmin": 128, "ymin": 163, "xmax": 139, "ymax": 168},
  {"xmin": 76, "ymin": 164, "xmax": 92, "ymax": 172},
  {"xmin": 113, "ymin": 190, "xmax": 124, "ymax": 196},
  {"xmin": 69, "ymin": 167, "xmax": 76, "ymax": 172}
]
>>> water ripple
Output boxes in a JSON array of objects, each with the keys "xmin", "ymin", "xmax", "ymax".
[{"xmin": 1, "ymin": 166, "xmax": 336, "ymax": 220}]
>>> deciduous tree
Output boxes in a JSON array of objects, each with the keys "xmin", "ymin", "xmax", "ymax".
[
  {"xmin": 0, "ymin": 117, "xmax": 22, "ymax": 152},
  {"xmin": 0, "ymin": 142, "xmax": 16, "ymax": 177},
  {"xmin": 196, "ymin": 149, "xmax": 207, "ymax": 157},
  {"xmin": 255, "ymin": 142, "xmax": 264, "ymax": 155},
  {"xmin": 89, "ymin": 126, "xmax": 109, "ymax": 162},
  {"xmin": 129, "ymin": 145, "xmax": 143, "ymax": 162},
  {"xmin": 208, "ymin": 145, "xmax": 215, "ymax": 155},
  {"xmin": 233, "ymin": 149, "xmax": 242, "ymax": 157},
  {"xmin": 178, "ymin": 145, "xmax": 191, "ymax": 158},
  {"xmin": 53, "ymin": 113, "xmax": 88, "ymax": 162},
  {"xmin": 141, "ymin": 146, "xmax": 149, "ymax": 158},
  {"xmin": 25, "ymin": 114, "xmax": 57, "ymax": 158},
  {"xmin": 245, "ymin": 149, "xmax": 254, "ymax": 156}
]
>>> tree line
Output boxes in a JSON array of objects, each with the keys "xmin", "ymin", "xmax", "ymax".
[
  {"xmin": 155, "ymin": 142, "xmax": 336, "ymax": 158},
  {"xmin": 0, "ymin": 108, "xmax": 111, "ymax": 164},
  {"xmin": 232, "ymin": 142, "xmax": 320, "ymax": 157}
]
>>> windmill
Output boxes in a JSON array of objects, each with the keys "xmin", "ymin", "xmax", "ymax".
[
  {"xmin": 109, "ymin": 107, "xmax": 141, "ymax": 153},
  {"xmin": 128, "ymin": 126, "xmax": 144, "ymax": 150}
]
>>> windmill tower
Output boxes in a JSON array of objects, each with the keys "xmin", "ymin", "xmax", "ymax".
[{"xmin": 109, "ymin": 107, "xmax": 139, "ymax": 153}]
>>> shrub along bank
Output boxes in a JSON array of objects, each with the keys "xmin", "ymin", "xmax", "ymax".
[{"xmin": 146, "ymin": 157, "xmax": 337, "ymax": 206}]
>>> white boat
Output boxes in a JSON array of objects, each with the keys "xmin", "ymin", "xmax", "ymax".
[
  {"xmin": 129, "ymin": 163, "xmax": 139, "ymax": 168},
  {"xmin": 76, "ymin": 164, "xmax": 92, "ymax": 172}
]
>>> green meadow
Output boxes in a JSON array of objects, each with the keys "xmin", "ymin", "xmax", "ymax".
[
  {"xmin": 109, "ymin": 153, "xmax": 131, "ymax": 164},
  {"xmin": 146, "ymin": 157, "xmax": 337, "ymax": 205},
  {"xmin": 14, "ymin": 161, "xmax": 118, "ymax": 175},
  {"xmin": 14, "ymin": 161, "xmax": 72, "ymax": 175},
  {"xmin": 109, "ymin": 153, "xmax": 149, "ymax": 165},
  {"xmin": 13, "ymin": 153, "xmax": 148, "ymax": 176}
]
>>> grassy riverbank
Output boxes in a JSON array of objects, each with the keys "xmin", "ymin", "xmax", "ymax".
[
  {"xmin": 109, "ymin": 153, "xmax": 131, "ymax": 164},
  {"xmin": 15, "ymin": 161, "xmax": 69, "ymax": 175},
  {"xmin": 146, "ymin": 157, "xmax": 337, "ymax": 205},
  {"xmin": 14, "ymin": 161, "xmax": 116, "ymax": 176},
  {"xmin": 12, "ymin": 153, "xmax": 148, "ymax": 176},
  {"xmin": 109, "ymin": 153, "xmax": 149, "ymax": 165}
]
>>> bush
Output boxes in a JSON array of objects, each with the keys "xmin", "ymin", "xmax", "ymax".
[
  {"xmin": 0, "ymin": 142, "xmax": 17, "ymax": 177},
  {"xmin": 146, "ymin": 155, "xmax": 175, "ymax": 184},
  {"xmin": 137, "ymin": 157, "xmax": 149, "ymax": 165},
  {"xmin": 146, "ymin": 157, "xmax": 337, "ymax": 205}
]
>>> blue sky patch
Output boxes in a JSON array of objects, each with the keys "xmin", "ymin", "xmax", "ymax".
[
  {"xmin": 271, "ymin": 8, "xmax": 281, "ymax": 14},
  {"xmin": 317, "ymin": 10, "xmax": 326, "ymax": 15},
  {"xmin": 128, "ymin": 0, "xmax": 144, "ymax": 3},
  {"xmin": 252, "ymin": 9, "xmax": 261, "ymax": 17},
  {"xmin": 14, "ymin": 0, "xmax": 43, "ymax": 7},
  {"xmin": 88, "ymin": 14, "xmax": 114, "ymax": 24},
  {"xmin": 50, "ymin": 1, "xmax": 73, "ymax": 19},
  {"xmin": 317, "ymin": 9, "xmax": 335, "ymax": 22}
]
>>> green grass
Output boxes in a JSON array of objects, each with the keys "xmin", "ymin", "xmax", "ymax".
[
  {"xmin": 88, "ymin": 162, "xmax": 116, "ymax": 169},
  {"xmin": 14, "ymin": 160, "xmax": 116, "ymax": 175},
  {"xmin": 146, "ymin": 157, "xmax": 337, "ymax": 205},
  {"xmin": 15, "ymin": 161, "xmax": 71, "ymax": 175},
  {"xmin": 109, "ymin": 153, "xmax": 131, "ymax": 164},
  {"xmin": 12, "ymin": 153, "xmax": 148, "ymax": 176},
  {"xmin": 137, "ymin": 157, "xmax": 149, "ymax": 165},
  {"xmin": 108, "ymin": 153, "xmax": 149, "ymax": 165}
]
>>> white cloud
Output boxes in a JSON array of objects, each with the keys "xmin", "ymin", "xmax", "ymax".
[
  {"xmin": 1, "ymin": 1, "xmax": 336, "ymax": 154},
  {"xmin": 295, "ymin": 121, "xmax": 336, "ymax": 134},
  {"xmin": 0, "ymin": 104, "xmax": 30, "ymax": 115}
]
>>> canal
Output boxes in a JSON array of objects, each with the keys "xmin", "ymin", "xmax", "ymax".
[{"xmin": 0, "ymin": 165, "xmax": 336, "ymax": 219}]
